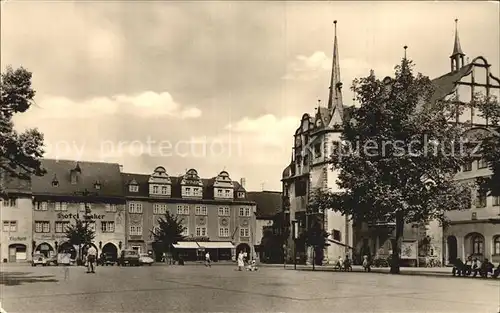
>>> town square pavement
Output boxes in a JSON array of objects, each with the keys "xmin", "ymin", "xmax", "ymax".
[{"xmin": 1, "ymin": 264, "xmax": 498, "ymax": 313}]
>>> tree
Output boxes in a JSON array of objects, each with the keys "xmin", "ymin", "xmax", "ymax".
[
  {"xmin": 0, "ymin": 66, "xmax": 45, "ymax": 194},
  {"xmin": 472, "ymin": 94, "xmax": 500, "ymax": 197},
  {"xmin": 151, "ymin": 211, "xmax": 186, "ymax": 256},
  {"xmin": 302, "ymin": 218, "xmax": 329, "ymax": 269},
  {"xmin": 316, "ymin": 58, "xmax": 472, "ymax": 274},
  {"xmin": 65, "ymin": 216, "xmax": 95, "ymax": 263}
]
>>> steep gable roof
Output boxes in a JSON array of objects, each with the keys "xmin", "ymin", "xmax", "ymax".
[
  {"xmin": 247, "ymin": 191, "xmax": 282, "ymax": 219},
  {"xmin": 31, "ymin": 159, "xmax": 124, "ymax": 198}
]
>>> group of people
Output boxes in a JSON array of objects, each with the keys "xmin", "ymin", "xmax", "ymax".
[
  {"xmin": 452, "ymin": 256, "xmax": 500, "ymax": 278},
  {"xmin": 237, "ymin": 250, "xmax": 257, "ymax": 271},
  {"xmin": 334, "ymin": 255, "xmax": 353, "ymax": 271}
]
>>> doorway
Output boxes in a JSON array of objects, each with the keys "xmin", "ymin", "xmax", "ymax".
[
  {"xmin": 447, "ymin": 236, "xmax": 458, "ymax": 263},
  {"xmin": 8, "ymin": 244, "xmax": 27, "ymax": 262}
]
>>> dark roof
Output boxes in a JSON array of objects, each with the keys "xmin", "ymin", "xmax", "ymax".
[
  {"xmin": 31, "ymin": 159, "xmax": 124, "ymax": 198},
  {"xmin": 122, "ymin": 172, "xmax": 247, "ymax": 201},
  {"xmin": 430, "ymin": 64, "xmax": 473, "ymax": 104},
  {"xmin": 246, "ymin": 191, "xmax": 282, "ymax": 219},
  {"xmin": 2, "ymin": 174, "xmax": 31, "ymax": 195}
]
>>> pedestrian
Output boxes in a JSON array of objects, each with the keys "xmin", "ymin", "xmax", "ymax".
[
  {"xmin": 243, "ymin": 251, "xmax": 248, "ymax": 265},
  {"xmin": 237, "ymin": 251, "xmax": 244, "ymax": 271},
  {"xmin": 86, "ymin": 245, "xmax": 97, "ymax": 273},
  {"xmin": 62, "ymin": 252, "xmax": 71, "ymax": 280},
  {"xmin": 362, "ymin": 255, "xmax": 371, "ymax": 272},
  {"xmin": 205, "ymin": 251, "xmax": 211, "ymax": 267}
]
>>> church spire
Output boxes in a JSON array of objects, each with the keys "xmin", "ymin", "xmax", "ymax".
[
  {"xmin": 327, "ymin": 20, "xmax": 343, "ymax": 126},
  {"xmin": 450, "ymin": 19, "xmax": 465, "ymax": 72}
]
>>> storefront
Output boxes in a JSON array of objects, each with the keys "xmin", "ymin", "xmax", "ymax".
[
  {"xmin": 172, "ymin": 241, "xmax": 235, "ymax": 262},
  {"xmin": 1, "ymin": 236, "xmax": 32, "ymax": 263}
]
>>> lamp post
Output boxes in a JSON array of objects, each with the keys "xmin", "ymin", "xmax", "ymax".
[{"xmin": 292, "ymin": 220, "xmax": 298, "ymax": 270}]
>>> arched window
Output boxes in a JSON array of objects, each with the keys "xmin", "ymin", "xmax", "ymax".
[
  {"xmin": 472, "ymin": 235, "xmax": 484, "ymax": 254},
  {"xmin": 493, "ymin": 236, "xmax": 500, "ymax": 255}
]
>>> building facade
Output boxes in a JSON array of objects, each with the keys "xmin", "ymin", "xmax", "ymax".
[
  {"xmin": 123, "ymin": 167, "xmax": 257, "ymax": 261},
  {"xmin": 30, "ymin": 159, "xmax": 127, "ymax": 259},
  {"xmin": 0, "ymin": 174, "xmax": 33, "ymax": 263},
  {"xmin": 282, "ymin": 21, "xmax": 354, "ymax": 265}
]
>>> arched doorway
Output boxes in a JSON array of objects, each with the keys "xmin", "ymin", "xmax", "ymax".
[
  {"xmin": 8, "ymin": 244, "xmax": 27, "ymax": 262},
  {"xmin": 58, "ymin": 242, "xmax": 77, "ymax": 259},
  {"xmin": 446, "ymin": 236, "xmax": 457, "ymax": 263},
  {"xmin": 35, "ymin": 242, "xmax": 54, "ymax": 258},
  {"xmin": 236, "ymin": 243, "xmax": 251, "ymax": 256},
  {"xmin": 102, "ymin": 243, "xmax": 118, "ymax": 261}
]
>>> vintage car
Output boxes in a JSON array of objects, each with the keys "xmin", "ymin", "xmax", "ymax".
[
  {"xmin": 97, "ymin": 253, "xmax": 117, "ymax": 266},
  {"xmin": 45, "ymin": 255, "xmax": 58, "ymax": 266},
  {"xmin": 118, "ymin": 249, "xmax": 140, "ymax": 266},
  {"xmin": 32, "ymin": 253, "xmax": 47, "ymax": 266},
  {"xmin": 139, "ymin": 253, "xmax": 154, "ymax": 266}
]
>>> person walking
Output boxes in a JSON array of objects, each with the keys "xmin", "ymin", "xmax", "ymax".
[
  {"xmin": 237, "ymin": 251, "xmax": 244, "ymax": 271},
  {"xmin": 86, "ymin": 245, "xmax": 97, "ymax": 273},
  {"xmin": 205, "ymin": 251, "xmax": 211, "ymax": 267}
]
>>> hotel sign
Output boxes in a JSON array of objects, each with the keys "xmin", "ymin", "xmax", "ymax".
[
  {"xmin": 9, "ymin": 236, "xmax": 27, "ymax": 241},
  {"xmin": 57, "ymin": 213, "xmax": 105, "ymax": 220},
  {"xmin": 38, "ymin": 234, "xmax": 66, "ymax": 240}
]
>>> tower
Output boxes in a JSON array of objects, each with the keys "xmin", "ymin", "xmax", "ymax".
[
  {"xmin": 450, "ymin": 19, "xmax": 465, "ymax": 72},
  {"xmin": 327, "ymin": 20, "xmax": 343, "ymax": 128}
]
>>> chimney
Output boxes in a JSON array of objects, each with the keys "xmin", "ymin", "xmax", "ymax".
[
  {"xmin": 119, "ymin": 165, "xmax": 123, "ymax": 172},
  {"xmin": 240, "ymin": 178, "xmax": 246, "ymax": 188}
]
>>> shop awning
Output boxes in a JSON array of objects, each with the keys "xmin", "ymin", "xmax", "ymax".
[
  {"xmin": 197, "ymin": 242, "xmax": 235, "ymax": 249},
  {"xmin": 172, "ymin": 242, "xmax": 200, "ymax": 249}
]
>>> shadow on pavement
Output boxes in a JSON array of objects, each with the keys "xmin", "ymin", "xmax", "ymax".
[{"xmin": 0, "ymin": 271, "xmax": 58, "ymax": 286}]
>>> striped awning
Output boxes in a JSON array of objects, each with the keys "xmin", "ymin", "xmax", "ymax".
[
  {"xmin": 197, "ymin": 242, "xmax": 234, "ymax": 249},
  {"xmin": 172, "ymin": 242, "xmax": 200, "ymax": 249}
]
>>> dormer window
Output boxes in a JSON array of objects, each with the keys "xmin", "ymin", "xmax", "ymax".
[
  {"xmin": 217, "ymin": 189, "xmax": 223, "ymax": 197},
  {"xmin": 52, "ymin": 174, "xmax": 59, "ymax": 187},
  {"xmin": 238, "ymin": 191, "xmax": 245, "ymax": 198},
  {"xmin": 153, "ymin": 185, "xmax": 159, "ymax": 194},
  {"xmin": 94, "ymin": 180, "xmax": 101, "ymax": 190},
  {"xmin": 161, "ymin": 186, "xmax": 168, "ymax": 195},
  {"xmin": 129, "ymin": 185, "xmax": 139, "ymax": 192},
  {"xmin": 224, "ymin": 189, "xmax": 230, "ymax": 197}
]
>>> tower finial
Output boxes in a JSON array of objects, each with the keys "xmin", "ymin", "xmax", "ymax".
[
  {"xmin": 450, "ymin": 18, "xmax": 465, "ymax": 71},
  {"xmin": 327, "ymin": 20, "xmax": 343, "ymax": 127},
  {"xmin": 404, "ymin": 45, "xmax": 408, "ymax": 59}
]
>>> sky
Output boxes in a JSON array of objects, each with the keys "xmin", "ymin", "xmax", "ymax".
[{"xmin": 2, "ymin": 1, "xmax": 499, "ymax": 192}]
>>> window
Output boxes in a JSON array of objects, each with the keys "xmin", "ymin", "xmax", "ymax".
[
  {"xmin": 463, "ymin": 162, "xmax": 472, "ymax": 172},
  {"xmin": 240, "ymin": 207, "xmax": 250, "ymax": 217},
  {"xmin": 238, "ymin": 192, "xmax": 245, "ymax": 198},
  {"xmin": 185, "ymin": 187, "xmax": 191, "ymax": 196},
  {"xmin": 219, "ymin": 227, "xmax": 229, "ymax": 237},
  {"xmin": 475, "ymin": 191, "xmax": 487, "ymax": 208},
  {"xmin": 218, "ymin": 207, "xmax": 230, "ymax": 216},
  {"xmin": 153, "ymin": 185, "xmax": 159, "ymax": 194},
  {"xmin": 55, "ymin": 221, "xmax": 70, "ymax": 233},
  {"xmin": 2, "ymin": 221, "xmax": 17, "ymax": 232},
  {"xmin": 240, "ymin": 228, "xmax": 249, "ymax": 237},
  {"xmin": 79, "ymin": 203, "xmax": 86, "ymax": 212},
  {"xmin": 196, "ymin": 227, "xmax": 207, "ymax": 237},
  {"xmin": 106, "ymin": 204, "xmax": 117, "ymax": 212},
  {"xmin": 161, "ymin": 186, "xmax": 168, "ymax": 195},
  {"xmin": 314, "ymin": 143, "xmax": 322, "ymax": 158},
  {"xmin": 88, "ymin": 222, "xmax": 96, "ymax": 232},
  {"xmin": 4, "ymin": 198, "xmax": 17, "ymax": 207},
  {"xmin": 225, "ymin": 189, "xmax": 230, "ymax": 197},
  {"xmin": 493, "ymin": 196, "xmax": 500, "ymax": 207},
  {"xmin": 35, "ymin": 202, "xmax": 48, "ymax": 211},
  {"xmin": 494, "ymin": 236, "xmax": 500, "ymax": 255},
  {"xmin": 195, "ymin": 206, "xmax": 207, "ymax": 215},
  {"xmin": 54, "ymin": 202, "xmax": 68, "ymax": 211},
  {"xmin": 181, "ymin": 226, "xmax": 188, "ymax": 236},
  {"xmin": 153, "ymin": 204, "xmax": 167, "ymax": 215},
  {"xmin": 193, "ymin": 187, "xmax": 201, "ymax": 196},
  {"xmin": 128, "ymin": 202, "xmax": 143, "ymax": 214},
  {"xmin": 472, "ymin": 235, "xmax": 484, "ymax": 254},
  {"xmin": 177, "ymin": 205, "xmax": 189, "ymax": 215},
  {"xmin": 129, "ymin": 225, "xmax": 142, "ymax": 236},
  {"xmin": 101, "ymin": 221, "xmax": 115, "ymax": 233},
  {"xmin": 129, "ymin": 184, "xmax": 139, "ymax": 192},
  {"xmin": 478, "ymin": 158, "xmax": 488, "ymax": 169},
  {"xmin": 333, "ymin": 229, "xmax": 342, "ymax": 241},
  {"xmin": 216, "ymin": 189, "xmax": 223, "ymax": 197},
  {"xmin": 35, "ymin": 221, "xmax": 50, "ymax": 233}
]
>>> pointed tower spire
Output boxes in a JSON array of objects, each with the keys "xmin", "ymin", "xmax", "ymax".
[
  {"xmin": 450, "ymin": 19, "xmax": 465, "ymax": 72},
  {"xmin": 327, "ymin": 20, "xmax": 343, "ymax": 126}
]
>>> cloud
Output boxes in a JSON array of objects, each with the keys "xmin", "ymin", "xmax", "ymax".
[
  {"xmin": 282, "ymin": 50, "xmax": 394, "ymax": 82},
  {"xmin": 224, "ymin": 114, "xmax": 298, "ymax": 148},
  {"xmin": 26, "ymin": 91, "xmax": 201, "ymax": 120}
]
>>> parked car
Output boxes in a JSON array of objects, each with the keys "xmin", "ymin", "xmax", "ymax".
[
  {"xmin": 98, "ymin": 253, "xmax": 117, "ymax": 266},
  {"xmin": 118, "ymin": 249, "xmax": 140, "ymax": 266},
  {"xmin": 46, "ymin": 255, "xmax": 58, "ymax": 266},
  {"xmin": 139, "ymin": 253, "xmax": 154, "ymax": 266},
  {"xmin": 32, "ymin": 253, "xmax": 47, "ymax": 266}
]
